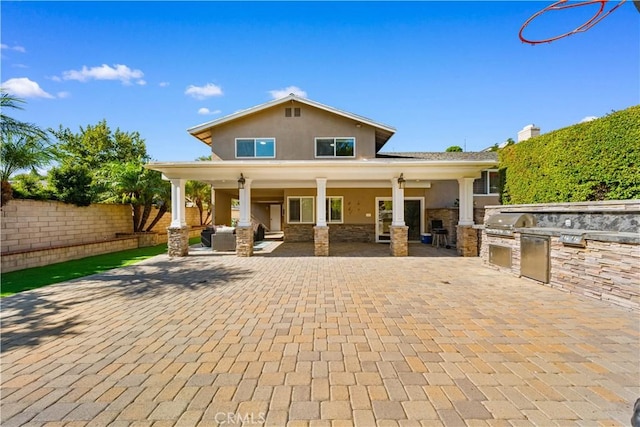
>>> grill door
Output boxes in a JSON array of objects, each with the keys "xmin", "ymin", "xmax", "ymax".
[{"xmin": 520, "ymin": 235, "xmax": 550, "ymax": 283}]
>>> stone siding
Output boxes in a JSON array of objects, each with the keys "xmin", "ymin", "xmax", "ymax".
[
  {"xmin": 456, "ymin": 225, "xmax": 478, "ymax": 257},
  {"xmin": 167, "ymin": 227, "xmax": 189, "ymax": 257},
  {"xmin": 390, "ymin": 225, "xmax": 408, "ymax": 257},
  {"xmin": 235, "ymin": 226, "xmax": 254, "ymax": 257},
  {"xmin": 314, "ymin": 226, "xmax": 329, "ymax": 256},
  {"xmin": 283, "ymin": 223, "xmax": 314, "ymax": 242},
  {"xmin": 481, "ymin": 201, "xmax": 640, "ymax": 310},
  {"xmin": 329, "ymin": 224, "xmax": 375, "ymax": 243}
]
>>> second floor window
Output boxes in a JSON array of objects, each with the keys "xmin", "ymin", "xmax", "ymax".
[
  {"xmin": 236, "ymin": 138, "xmax": 276, "ymax": 158},
  {"xmin": 315, "ymin": 137, "xmax": 355, "ymax": 158}
]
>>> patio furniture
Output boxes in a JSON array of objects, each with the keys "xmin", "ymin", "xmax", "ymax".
[
  {"xmin": 431, "ymin": 220, "xmax": 450, "ymax": 249},
  {"xmin": 200, "ymin": 226, "xmax": 215, "ymax": 247},
  {"xmin": 212, "ymin": 228, "xmax": 236, "ymax": 251}
]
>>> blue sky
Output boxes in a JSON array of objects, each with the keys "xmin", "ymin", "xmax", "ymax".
[{"xmin": 2, "ymin": 1, "xmax": 638, "ymax": 162}]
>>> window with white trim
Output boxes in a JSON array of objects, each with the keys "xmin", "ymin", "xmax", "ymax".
[
  {"xmin": 473, "ymin": 169, "xmax": 500, "ymax": 195},
  {"xmin": 287, "ymin": 197, "xmax": 314, "ymax": 223},
  {"xmin": 326, "ymin": 196, "xmax": 343, "ymax": 223},
  {"xmin": 235, "ymin": 138, "xmax": 275, "ymax": 158},
  {"xmin": 315, "ymin": 137, "xmax": 355, "ymax": 158}
]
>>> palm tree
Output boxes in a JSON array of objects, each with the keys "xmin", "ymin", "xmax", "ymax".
[
  {"xmin": 99, "ymin": 161, "xmax": 169, "ymax": 232},
  {"xmin": 186, "ymin": 180, "xmax": 211, "ymax": 225},
  {"xmin": 0, "ymin": 90, "xmax": 52, "ymax": 206},
  {"xmin": 1, "ymin": 132, "xmax": 54, "ymax": 182},
  {"xmin": 0, "ymin": 91, "xmax": 48, "ymax": 140}
]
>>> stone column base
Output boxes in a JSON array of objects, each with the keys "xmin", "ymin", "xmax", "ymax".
[
  {"xmin": 390, "ymin": 225, "xmax": 408, "ymax": 257},
  {"xmin": 457, "ymin": 225, "xmax": 478, "ymax": 257},
  {"xmin": 314, "ymin": 226, "xmax": 329, "ymax": 256},
  {"xmin": 235, "ymin": 226, "xmax": 254, "ymax": 257},
  {"xmin": 167, "ymin": 226, "xmax": 189, "ymax": 257}
]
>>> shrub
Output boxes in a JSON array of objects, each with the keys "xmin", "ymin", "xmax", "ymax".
[
  {"xmin": 49, "ymin": 164, "xmax": 93, "ymax": 207},
  {"xmin": 499, "ymin": 106, "xmax": 640, "ymax": 204}
]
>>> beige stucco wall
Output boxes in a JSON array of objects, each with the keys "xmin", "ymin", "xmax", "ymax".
[
  {"xmin": 282, "ymin": 187, "xmax": 431, "ymax": 225},
  {"xmin": 214, "ymin": 191, "xmax": 234, "ymax": 226},
  {"xmin": 209, "ymin": 100, "xmax": 377, "ymax": 160}
]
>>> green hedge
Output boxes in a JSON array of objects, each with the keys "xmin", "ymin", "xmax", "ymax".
[{"xmin": 499, "ymin": 105, "xmax": 640, "ymax": 204}]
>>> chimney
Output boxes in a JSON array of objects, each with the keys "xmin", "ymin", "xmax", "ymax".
[{"xmin": 517, "ymin": 124, "xmax": 540, "ymax": 142}]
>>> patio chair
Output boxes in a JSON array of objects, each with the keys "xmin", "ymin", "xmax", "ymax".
[{"xmin": 212, "ymin": 228, "xmax": 236, "ymax": 251}]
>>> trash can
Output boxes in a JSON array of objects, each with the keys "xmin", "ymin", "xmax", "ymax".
[{"xmin": 420, "ymin": 233, "xmax": 432, "ymax": 244}]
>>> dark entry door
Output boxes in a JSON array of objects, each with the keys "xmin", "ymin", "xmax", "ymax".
[{"xmin": 404, "ymin": 200, "xmax": 421, "ymax": 241}]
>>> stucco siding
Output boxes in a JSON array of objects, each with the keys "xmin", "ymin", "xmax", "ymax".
[{"xmin": 209, "ymin": 101, "xmax": 377, "ymax": 160}]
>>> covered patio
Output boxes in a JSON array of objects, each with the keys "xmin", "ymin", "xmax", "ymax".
[{"xmin": 147, "ymin": 158, "xmax": 495, "ymax": 258}]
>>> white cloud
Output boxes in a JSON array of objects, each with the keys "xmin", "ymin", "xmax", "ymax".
[
  {"xmin": 580, "ymin": 116, "xmax": 598, "ymax": 123},
  {"xmin": 1, "ymin": 44, "xmax": 26, "ymax": 53},
  {"xmin": 2, "ymin": 77, "xmax": 54, "ymax": 99},
  {"xmin": 61, "ymin": 64, "xmax": 145, "ymax": 85},
  {"xmin": 136, "ymin": 79, "xmax": 147, "ymax": 86},
  {"xmin": 269, "ymin": 85, "xmax": 307, "ymax": 99},
  {"xmin": 159, "ymin": 81, "xmax": 170, "ymax": 87},
  {"xmin": 57, "ymin": 91, "xmax": 71, "ymax": 99},
  {"xmin": 198, "ymin": 107, "xmax": 221, "ymax": 116},
  {"xmin": 185, "ymin": 83, "xmax": 223, "ymax": 100},
  {"xmin": 12, "ymin": 64, "xmax": 28, "ymax": 69}
]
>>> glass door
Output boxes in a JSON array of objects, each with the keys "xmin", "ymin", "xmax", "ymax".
[{"xmin": 375, "ymin": 198, "xmax": 424, "ymax": 242}]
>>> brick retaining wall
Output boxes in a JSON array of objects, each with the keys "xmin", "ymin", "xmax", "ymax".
[{"xmin": 1, "ymin": 200, "xmax": 203, "ymax": 272}]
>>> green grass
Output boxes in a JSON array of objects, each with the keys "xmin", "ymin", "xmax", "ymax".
[{"xmin": 0, "ymin": 237, "xmax": 201, "ymax": 297}]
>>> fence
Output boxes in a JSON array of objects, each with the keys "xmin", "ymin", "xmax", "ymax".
[{"xmin": 1, "ymin": 200, "xmax": 204, "ymax": 272}]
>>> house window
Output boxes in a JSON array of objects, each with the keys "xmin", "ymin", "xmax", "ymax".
[
  {"xmin": 474, "ymin": 169, "xmax": 499, "ymax": 195},
  {"xmin": 287, "ymin": 197, "xmax": 314, "ymax": 223},
  {"xmin": 285, "ymin": 108, "xmax": 301, "ymax": 117},
  {"xmin": 315, "ymin": 137, "xmax": 355, "ymax": 158},
  {"xmin": 326, "ymin": 197, "xmax": 343, "ymax": 223},
  {"xmin": 235, "ymin": 138, "xmax": 275, "ymax": 158}
]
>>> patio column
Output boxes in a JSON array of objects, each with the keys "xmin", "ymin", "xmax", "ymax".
[
  {"xmin": 314, "ymin": 178, "xmax": 329, "ymax": 256},
  {"xmin": 456, "ymin": 177, "xmax": 478, "ymax": 257},
  {"xmin": 168, "ymin": 178, "xmax": 189, "ymax": 257},
  {"xmin": 236, "ymin": 178, "xmax": 253, "ymax": 257},
  {"xmin": 390, "ymin": 177, "xmax": 408, "ymax": 257},
  {"xmin": 210, "ymin": 186, "xmax": 215, "ymax": 226},
  {"xmin": 457, "ymin": 177, "xmax": 475, "ymax": 226}
]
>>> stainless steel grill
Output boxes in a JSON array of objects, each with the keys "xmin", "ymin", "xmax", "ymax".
[{"xmin": 484, "ymin": 213, "xmax": 536, "ymax": 237}]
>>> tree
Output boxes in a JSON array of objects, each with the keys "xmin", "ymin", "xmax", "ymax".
[
  {"xmin": 1, "ymin": 132, "xmax": 54, "ymax": 182},
  {"xmin": 185, "ymin": 155, "xmax": 213, "ymax": 225},
  {"xmin": 445, "ymin": 145, "xmax": 463, "ymax": 152},
  {"xmin": 0, "ymin": 91, "xmax": 52, "ymax": 206},
  {"xmin": 50, "ymin": 120, "xmax": 148, "ymax": 170},
  {"xmin": 186, "ymin": 180, "xmax": 211, "ymax": 225},
  {"xmin": 11, "ymin": 171, "xmax": 55, "ymax": 201},
  {"xmin": 144, "ymin": 178, "xmax": 171, "ymax": 232},
  {"xmin": 0, "ymin": 91, "xmax": 48, "ymax": 140},
  {"xmin": 99, "ymin": 161, "xmax": 168, "ymax": 232},
  {"xmin": 49, "ymin": 164, "xmax": 93, "ymax": 206}
]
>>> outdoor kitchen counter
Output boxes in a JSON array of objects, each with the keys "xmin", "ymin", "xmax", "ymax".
[{"xmin": 514, "ymin": 227, "xmax": 640, "ymax": 245}]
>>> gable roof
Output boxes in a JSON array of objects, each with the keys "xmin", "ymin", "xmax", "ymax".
[{"xmin": 187, "ymin": 94, "xmax": 397, "ymax": 151}]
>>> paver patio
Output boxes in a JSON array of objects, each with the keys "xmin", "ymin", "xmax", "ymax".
[{"xmin": 1, "ymin": 242, "xmax": 638, "ymax": 426}]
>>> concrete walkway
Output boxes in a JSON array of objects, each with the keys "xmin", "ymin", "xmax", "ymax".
[{"xmin": 1, "ymin": 243, "xmax": 638, "ymax": 426}]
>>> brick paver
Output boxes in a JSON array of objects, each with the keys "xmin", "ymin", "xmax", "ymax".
[{"xmin": 1, "ymin": 242, "xmax": 638, "ymax": 426}]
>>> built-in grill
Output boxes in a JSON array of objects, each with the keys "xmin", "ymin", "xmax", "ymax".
[{"xmin": 485, "ymin": 213, "xmax": 536, "ymax": 237}]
